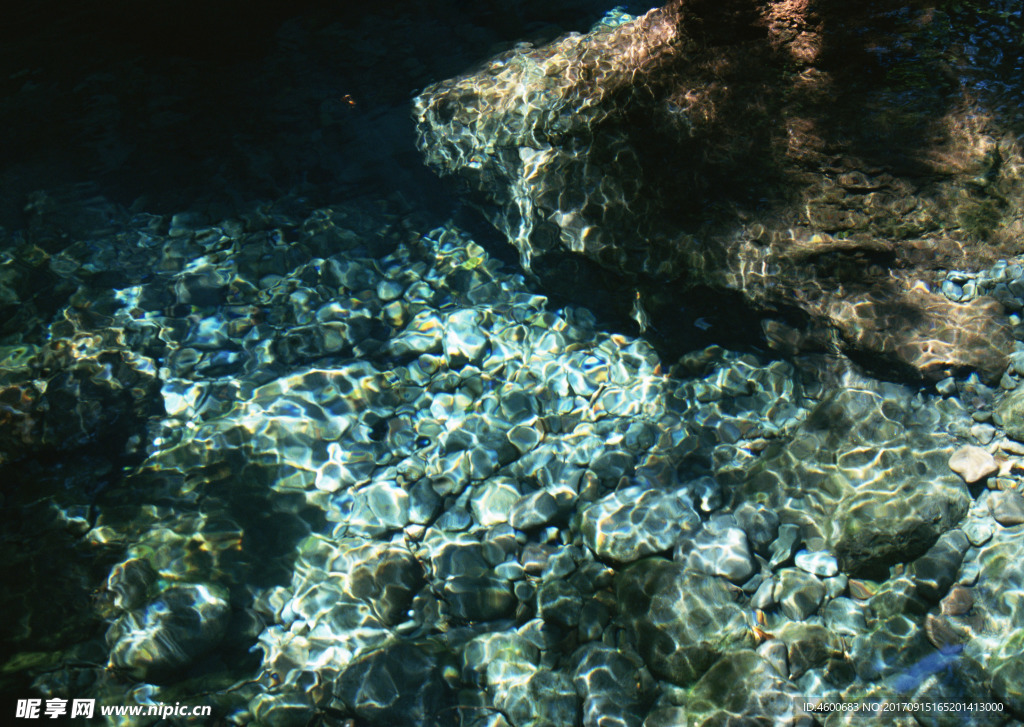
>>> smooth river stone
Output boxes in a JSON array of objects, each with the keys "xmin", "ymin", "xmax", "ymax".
[
  {"xmin": 948, "ymin": 445, "xmax": 997, "ymax": 484},
  {"xmin": 989, "ymin": 489, "xmax": 1024, "ymax": 526},
  {"xmin": 580, "ymin": 486, "xmax": 699, "ymax": 563}
]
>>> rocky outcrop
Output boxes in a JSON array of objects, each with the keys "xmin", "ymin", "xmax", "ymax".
[{"xmin": 415, "ymin": 0, "xmax": 1023, "ymax": 382}]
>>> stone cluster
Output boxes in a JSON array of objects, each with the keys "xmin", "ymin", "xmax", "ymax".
[{"xmin": 6, "ymin": 186, "xmax": 1024, "ymax": 724}]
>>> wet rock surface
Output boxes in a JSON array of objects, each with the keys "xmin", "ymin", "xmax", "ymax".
[
  {"xmin": 4, "ymin": 1, "xmax": 1024, "ymax": 725},
  {"xmin": 415, "ymin": 0, "xmax": 1023, "ymax": 384},
  {"xmin": 7, "ymin": 189, "xmax": 1024, "ymax": 726},
  {"xmin": 740, "ymin": 381, "xmax": 971, "ymax": 575}
]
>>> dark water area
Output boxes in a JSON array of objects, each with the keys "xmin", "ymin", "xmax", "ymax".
[
  {"xmin": 3, "ymin": 1, "xmax": 1024, "ymax": 726},
  {"xmin": 0, "ymin": 0, "xmax": 645, "ymax": 227}
]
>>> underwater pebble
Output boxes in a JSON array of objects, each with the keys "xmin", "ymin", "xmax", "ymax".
[
  {"xmin": 103, "ymin": 558, "xmax": 159, "ymax": 614},
  {"xmin": 972, "ymin": 423, "xmax": 997, "ymax": 444},
  {"xmin": 443, "ymin": 309, "xmax": 489, "ymax": 363},
  {"xmin": 777, "ymin": 622, "xmax": 837, "ymax": 680},
  {"xmin": 376, "ymin": 278, "xmax": 405, "ymax": 301},
  {"xmin": 822, "ymin": 597, "xmax": 869, "ymax": 637},
  {"xmin": 940, "ymin": 585, "xmax": 974, "ymax": 616},
  {"xmin": 941, "ymin": 280, "xmax": 963, "ymax": 300},
  {"xmin": 948, "ymin": 445, "xmax": 997, "ymax": 484},
  {"xmin": 775, "ymin": 568, "xmax": 826, "ymax": 621},
  {"xmin": 963, "ymin": 519, "xmax": 994, "ymax": 546},
  {"xmin": 580, "ymin": 486, "xmax": 698, "ymax": 563},
  {"xmin": 794, "ymin": 549, "xmax": 839, "ymax": 577},
  {"xmin": 996, "ymin": 388, "xmax": 1024, "ymax": 442},
  {"xmin": 537, "ymin": 580, "xmax": 584, "ymax": 629},
  {"xmin": 769, "ymin": 523, "xmax": 801, "ymax": 568},
  {"xmin": 508, "ymin": 490, "xmax": 560, "ymax": 531},
  {"xmin": 442, "ymin": 575, "xmax": 514, "ymax": 621},
  {"xmin": 906, "ymin": 529, "xmax": 968, "ymax": 601},
  {"xmin": 989, "ymin": 489, "xmax": 1024, "ymax": 526},
  {"xmin": 679, "ymin": 517, "xmax": 756, "ymax": 584},
  {"xmin": 470, "ymin": 480, "xmax": 522, "ymax": 526},
  {"xmin": 847, "ymin": 578, "xmax": 876, "ymax": 600},
  {"xmin": 734, "ymin": 501, "xmax": 780, "ymax": 554}
]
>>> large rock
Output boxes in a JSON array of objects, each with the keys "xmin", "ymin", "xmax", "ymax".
[
  {"xmin": 740, "ymin": 381, "xmax": 971, "ymax": 576},
  {"xmin": 414, "ymin": 0, "xmax": 1021, "ymax": 383},
  {"xmin": 580, "ymin": 486, "xmax": 700, "ymax": 563},
  {"xmin": 615, "ymin": 558, "xmax": 750, "ymax": 685},
  {"xmin": 335, "ymin": 642, "xmax": 453, "ymax": 726},
  {"xmin": 106, "ymin": 583, "xmax": 230, "ymax": 682}
]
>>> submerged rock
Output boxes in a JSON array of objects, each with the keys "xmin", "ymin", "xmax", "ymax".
[
  {"xmin": 741, "ymin": 381, "xmax": 971, "ymax": 575},
  {"xmin": 948, "ymin": 445, "xmax": 997, "ymax": 484},
  {"xmin": 996, "ymin": 387, "xmax": 1024, "ymax": 441},
  {"xmin": 580, "ymin": 487, "xmax": 700, "ymax": 564},
  {"xmin": 616, "ymin": 558, "xmax": 749, "ymax": 685},
  {"xmin": 106, "ymin": 584, "xmax": 230, "ymax": 682},
  {"xmin": 415, "ymin": 1, "xmax": 1021, "ymax": 383},
  {"xmin": 988, "ymin": 489, "xmax": 1024, "ymax": 526},
  {"xmin": 335, "ymin": 642, "xmax": 454, "ymax": 726},
  {"xmin": 682, "ymin": 650, "xmax": 814, "ymax": 726}
]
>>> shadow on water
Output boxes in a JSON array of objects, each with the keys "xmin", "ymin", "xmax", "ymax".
[
  {"xmin": 0, "ymin": 0, "xmax": 653, "ymax": 231},
  {"xmin": 633, "ymin": 0, "xmax": 1022, "ymax": 236}
]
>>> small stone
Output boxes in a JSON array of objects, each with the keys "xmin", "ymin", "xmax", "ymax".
[
  {"xmin": 971, "ymin": 423, "xmax": 997, "ymax": 445},
  {"xmin": 996, "ymin": 388, "xmax": 1024, "ymax": 441},
  {"xmin": 824, "ymin": 574, "xmax": 848, "ymax": 599},
  {"xmin": 757, "ymin": 639, "xmax": 789, "ymax": 678},
  {"xmin": 794, "ymin": 549, "xmax": 838, "ymax": 577},
  {"xmin": 750, "ymin": 577, "xmax": 776, "ymax": 610},
  {"xmin": 509, "ymin": 491, "xmax": 559, "ymax": 531},
  {"xmin": 990, "ymin": 476, "xmax": 1017, "ymax": 491},
  {"xmin": 822, "ymin": 597, "xmax": 868, "ymax": 637},
  {"xmin": 769, "ymin": 523, "xmax": 801, "ymax": 568},
  {"xmin": 989, "ymin": 489, "xmax": 1024, "ymax": 526},
  {"xmin": 936, "ymin": 377, "xmax": 957, "ymax": 397},
  {"xmin": 443, "ymin": 309, "xmax": 489, "ymax": 363},
  {"xmin": 442, "ymin": 575, "xmax": 514, "ymax": 620},
  {"xmin": 776, "ymin": 622, "xmax": 837, "ymax": 679},
  {"xmin": 941, "ymin": 280, "xmax": 963, "ymax": 300},
  {"xmin": 507, "ymin": 423, "xmax": 542, "ymax": 454},
  {"xmin": 377, "ymin": 279, "xmax": 405, "ymax": 301},
  {"xmin": 734, "ymin": 502, "xmax": 780, "ymax": 554},
  {"xmin": 680, "ymin": 519, "xmax": 756, "ymax": 584},
  {"xmin": 963, "ymin": 519, "xmax": 994, "ymax": 546},
  {"xmin": 775, "ymin": 568, "xmax": 826, "ymax": 620},
  {"xmin": 1000, "ymin": 438, "xmax": 1024, "ymax": 455},
  {"xmin": 470, "ymin": 480, "xmax": 521, "ymax": 527},
  {"xmin": 906, "ymin": 529, "xmax": 968, "ymax": 601},
  {"xmin": 537, "ymin": 580, "xmax": 584, "ymax": 629},
  {"xmin": 940, "ymin": 585, "xmax": 974, "ymax": 616},
  {"xmin": 580, "ymin": 486, "xmax": 699, "ymax": 563},
  {"xmin": 105, "ymin": 558, "xmax": 159, "ymax": 613},
  {"xmin": 948, "ymin": 445, "xmax": 997, "ymax": 484},
  {"xmin": 843, "ymin": 581, "xmax": 876, "ymax": 602}
]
